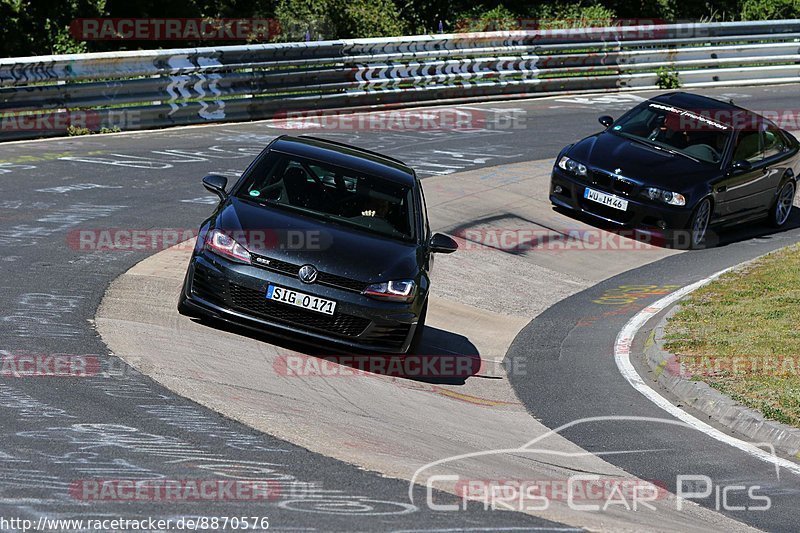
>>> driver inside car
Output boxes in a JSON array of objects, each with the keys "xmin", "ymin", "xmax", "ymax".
[
  {"xmin": 647, "ymin": 114, "xmax": 668, "ymax": 141},
  {"xmin": 361, "ymin": 197, "xmax": 390, "ymax": 218}
]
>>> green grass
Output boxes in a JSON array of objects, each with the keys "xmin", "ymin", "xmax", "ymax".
[{"xmin": 664, "ymin": 245, "xmax": 800, "ymax": 427}]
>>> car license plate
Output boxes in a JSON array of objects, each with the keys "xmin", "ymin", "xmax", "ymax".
[
  {"xmin": 266, "ymin": 285, "xmax": 336, "ymax": 315},
  {"xmin": 584, "ymin": 187, "xmax": 628, "ymax": 211}
]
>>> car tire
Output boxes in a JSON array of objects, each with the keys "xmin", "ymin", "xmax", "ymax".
[
  {"xmin": 684, "ymin": 198, "xmax": 712, "ymax": 250},
  {"xmin": 769, "ymin": 180, "xmax": 796, "ymax": 228},
  {"xmin": 405, "ymin": 300, "xmax": 428, "ymax": 356}
]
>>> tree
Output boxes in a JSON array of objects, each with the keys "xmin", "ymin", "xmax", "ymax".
[{"xmin": 273, "ymin": 0, "xmax": 406, "ymax": 41}]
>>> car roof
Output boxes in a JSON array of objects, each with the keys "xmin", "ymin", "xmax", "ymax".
[
  {"xmin": 649, "ymin": 92, "xmax": 768, "ymax": 130},
  {"xmin": 268, "ymin": 135, "xmax": 416, "ymax": 186}
]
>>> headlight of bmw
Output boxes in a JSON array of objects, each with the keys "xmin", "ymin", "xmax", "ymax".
[
  {"xmin": 363, "ymin": 280, "xmax": 416, "ymax": 302},
  {"xmin": 557, "ymin": 156, "xmax": 588, "ymax": 177},
  {"xmin": 644, "ymin": 187, "xmax": 686, "ymax": 206}
]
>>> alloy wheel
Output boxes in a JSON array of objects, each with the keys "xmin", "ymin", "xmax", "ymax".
[{"xmin": 775, "ymin": 181, "xmax": 796, "ymax": 226}]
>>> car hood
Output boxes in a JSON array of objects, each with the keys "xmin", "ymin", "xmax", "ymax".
[
  {"xmin": 214, "ymin": 197, "xmax": 420, "ymax": 282},
  {"xmin": 567, "ymin": 132, "xmax": 717, "ymax": 190}
]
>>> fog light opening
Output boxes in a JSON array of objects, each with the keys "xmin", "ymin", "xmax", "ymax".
[
  {"xmin": 657, "ymin": 220, "xmax": 668, "ymax": 230},
  {"xmin": 554, "ymin": 185, "xmax": 564, "ymax": 194}
]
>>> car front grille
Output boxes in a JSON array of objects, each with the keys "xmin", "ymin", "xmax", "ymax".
[
  {"xmin": 590, "ymin": 169, "xmax": 613, "ymax": 190},
  {"xmin": 228, "ymin": 283, "xmax": 370, "ymax": 338},
  {"xmin": 250, "ymin": 253, "xmax": 369, "ymax": 293},
  {"xmin": 590, "ymin": 169, "xmax": 638, "ymax": 197},
  {"xmin": 315, "ymin": 271, "xmax": 371, "ymax": 292},
  {"xmin": 613, "ymin": 178, "xmax": 636, "ymax": 197},
  {"xmin": 251, "ymin": 255, "xmax": 296, "ymax": 276}
]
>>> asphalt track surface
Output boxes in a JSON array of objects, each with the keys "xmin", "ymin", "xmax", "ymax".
[
  {"xmin": 0, "ymin": 84, "xmax": 798, "ymax": 531},
  {"xmin": 506, "ymin": 218, "xmax": 800, "ymax": 531}
]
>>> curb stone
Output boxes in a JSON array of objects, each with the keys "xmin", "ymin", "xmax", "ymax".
[{"xmin": 644, "ymin": 305, "xmax": 800, "ymax": 460}]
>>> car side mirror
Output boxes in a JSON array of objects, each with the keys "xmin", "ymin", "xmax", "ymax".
[
  {"xmin": 598, "ymin": 115, "xmax": 614, "ymax": 128},
  {"xmin": 203, "ymin": 174, "xmax": 228, "ymax": 200},
  {"xmin": 430, "ymin": 233, "xmax": 458, "ymax": 254},
  {"xmin": 731, "ymin": 160, "xmax": 752, "ymax": 173}
]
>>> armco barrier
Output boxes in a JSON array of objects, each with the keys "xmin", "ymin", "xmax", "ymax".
[{"xmin": 1, "ymin": 20, "xmax": 799, "ymax": 141}]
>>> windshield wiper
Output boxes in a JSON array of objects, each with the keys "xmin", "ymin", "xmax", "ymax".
[
  {"xmin": 649, "ymin": 143, "xmax": 700, "ymax": 163},
  {"xmin": 619, "ymin": 133, "xmax": 701, "ymax": 163}
]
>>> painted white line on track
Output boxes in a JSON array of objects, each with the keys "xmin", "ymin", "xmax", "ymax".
[{"xmin": 614, "ymin": 264, "xmax": 800, "ymax": 477}]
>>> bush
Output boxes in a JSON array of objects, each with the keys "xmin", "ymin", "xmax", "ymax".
[
  {"xmin": 329, "ymin": 0, "xmax": 407, "ymax": 39},
  {"xmin": 45, "ymin": 20, "xmax": 87, "ymax": 55},
  {"xmin": 273, "ymin": 0, "xmax": 331, "ymax": 41},
  {"xmin": 67, "ymin": 123, "xmax": 121, "ymax": 136},
  {"xmin": 656, "ymin": 66, "xmax": 681, "ymax": 89},
  {"xmin": 452, "ymin": 5, "xmax": 519, "ymax": 32},
  {"xmin": 274, "ymin": 0, "xmax": 406, "ymax": 41},
  {"xmin": 0, "ymin": 0, "xmax": 101, "ymax": 57},
  {"xmin": 531, "ymin": 1, "xmax": 617, "ymax": 29},
  {"xmin": 451, "ymin": 2, "xmax": 617, "ymax": 33},
  {"xmin": 740, "ymin": 0, "xmax": 800, "ymax": 20},
  {"xmin": 67, "ymin": 124, "xmax": 91, "ymax": 136}
]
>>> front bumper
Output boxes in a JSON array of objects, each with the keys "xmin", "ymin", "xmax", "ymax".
[
  {"xmin": 180, "ymin": 251, "xmax": 421, "ymax": 354},
  {"xmin": 549, "ymin": 167, "xmax": 693, "ymax": 231}
]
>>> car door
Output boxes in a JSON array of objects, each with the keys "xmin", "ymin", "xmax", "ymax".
[
  {"xmin": 758, "ymin": 123, "xmax": 792, "ymax": 209},
  {"xmin": 716, "ymin": 127, "xmax": 768, "ymax": 219}
]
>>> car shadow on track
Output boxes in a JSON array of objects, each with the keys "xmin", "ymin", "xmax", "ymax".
[
  {"xmin": 552, "ymin": 205, "xmax": 800, "ymax": 250},
  {"xmin": 711, "ymin": 209, "xmax": 800, "ymax": 248},
  {"xmin": 189, "ymin": 316, "xmax": 481, "ymax": 386}
]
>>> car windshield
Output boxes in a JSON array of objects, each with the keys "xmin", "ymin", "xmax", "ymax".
[
  {"xmin": 610, "ymin": 102, "xmax": 732, "ymax": 164},
  {"xmin": 235, "ymin": 152, "xmax": 415, "ymax": 241}
]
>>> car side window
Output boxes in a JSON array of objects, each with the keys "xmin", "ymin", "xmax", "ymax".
[
  {"xmin": 419, "ymin": 185, "xmax": 430, "ymax": 240},
  {"xmin": 763, "ymin": 125, "xmax": 787, "ymax": 159},
  {"xmin": 732, "ymin": 130, "xmax": 763, "ymax": 163}
]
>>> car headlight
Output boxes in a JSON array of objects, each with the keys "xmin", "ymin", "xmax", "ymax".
[
  {"xmin": 644, "ymin": 187, "xmax": 686, "ymax": 206},
  {"xmin": 205, "ymin": 229, "xmax": 252, "ymax": 264},
  {"xmin": 363, "ymin": 280, "xmax": 416, "ymax": 302},
  {"xmin": 557, "ymin": 156, "xmax": 588, "ymax": 177}
]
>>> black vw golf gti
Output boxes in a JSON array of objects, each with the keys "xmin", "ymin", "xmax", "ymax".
[
  {"xmin": 178, "ymin": 135, "xmax": 458, "ymax": 354},
  {"xmin": 550, "ymin": 92, "xmax": 799, "ymax": 248}
]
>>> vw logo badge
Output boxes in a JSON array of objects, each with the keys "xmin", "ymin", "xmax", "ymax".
[{"xmin": 298, "ymin": 264, "xmax": 318, "ymax": 284}]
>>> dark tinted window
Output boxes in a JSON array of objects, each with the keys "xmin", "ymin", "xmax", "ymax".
[
  {"xmin": 236, "ymin": 152, "xmax": 415, "ymax": 241},
  {"xmin": 732, "ymin": 130, "xmax": 763, "ymax": 163},
  {"xmin": 612, "ymin": 102, "xmax": 731, "ymax": 164},
  {"xmin": 763, "ymin": 125, "xmax": 787, "ymax": 159}
]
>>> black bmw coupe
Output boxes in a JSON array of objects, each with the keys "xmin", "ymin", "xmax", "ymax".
[
  {"xmin": 550, "ymin": 92, "xmax": 799, "ymax": 248},
  {"xmin": 178, "ymin": 135, "xmax": 458, "ymax": 354}
]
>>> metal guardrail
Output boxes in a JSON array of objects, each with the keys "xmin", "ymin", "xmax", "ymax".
[{"xmin": 1, "ymin": 20, "xmax": 799, "ymax": 141}]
